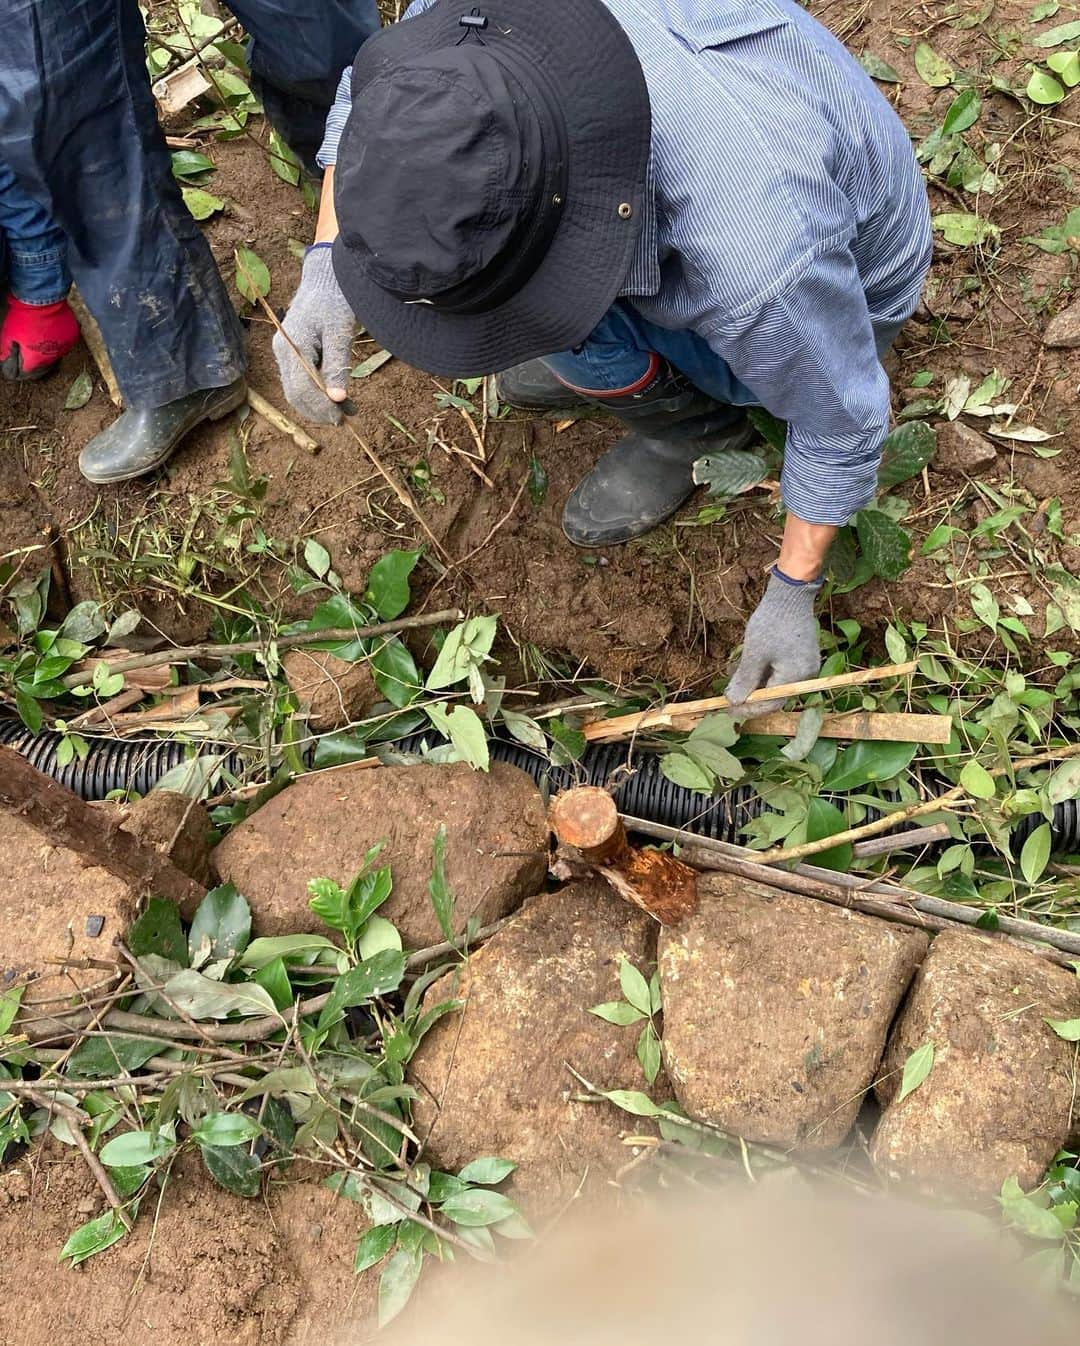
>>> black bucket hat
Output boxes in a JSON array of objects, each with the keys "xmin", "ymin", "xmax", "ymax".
[{"xmin": 331, "ymin": 0, "xmax": 652, "ymax": 378}]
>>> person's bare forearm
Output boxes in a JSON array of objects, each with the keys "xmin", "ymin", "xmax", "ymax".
[
  {"xmin": 315, "ymin": 166, "xmax": 339, "ymax": 244},
  {"xmin": 777, "ymin": 513, "xmax": 837, "ymax": 581}
]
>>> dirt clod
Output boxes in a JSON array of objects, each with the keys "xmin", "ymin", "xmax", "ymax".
[
  {"xmin": 281, "ymin": 648, "xmax": 379, "ymax": 734},
  {"xmin": 115, "ymin": 789, "xmax": 215, "ymax": 886},
  {"xmin": 933, "ymin": 422, "xmax": 998, "ymax": 477},
  {"xmin": 213, "ymin": 761, "xmax": 549, "ymax": 946},
  {"xmin": 658, "ymin": 875, "xmax": 928, "ymax": 1150},
  {"xmin": 1043, "ymin": 300, "xmax": 1080, "ymax": 349},
  {"xmin": 409, "ymin": 881, "xmax": 656, "ymax": 1221},
  {"xmin": 872, "ymin": 930, "xmax": 1080, "ymax": 1196}
]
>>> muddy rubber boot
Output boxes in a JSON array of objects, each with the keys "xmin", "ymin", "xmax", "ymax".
[
  {"xmin": 78, "ymin": 378, "xmax": 248, "ymax": 484},
  {"xmin": 495, "ymin": 359, "xmax": 589, "ymax": 412},
  {"xmin": 562, "ymin": 363, "xmax": 757, "ymax": 547}
]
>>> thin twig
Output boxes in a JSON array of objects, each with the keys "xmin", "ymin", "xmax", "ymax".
[
  {"xmin": 247, "ymin": 388, "xmax": 320, "ymax": 454},
  {"xmin": 24, "ymin": 1088, "xmax": 132, "ymax": 1231}
]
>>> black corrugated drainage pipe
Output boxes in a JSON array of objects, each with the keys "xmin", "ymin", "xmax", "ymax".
[{"xmin": 0, "ymin": 719, "xmax": 1077, "ymax": 854}]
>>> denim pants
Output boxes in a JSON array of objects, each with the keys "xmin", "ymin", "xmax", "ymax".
[
  {"xmin": 0, "ymin": 0, "xmax": 378, "ymax": 409},
  {"xmin": 0, "ymin": 157, "xmax": 70, "ymax": 306},
  {"xmin": 542, "ymin": 303, "xmax": 761, "ymax": 407}
]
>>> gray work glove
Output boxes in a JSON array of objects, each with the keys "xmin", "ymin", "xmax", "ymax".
[
  {"xmin": 272, "ymin": 244, "xmax": 355, "ymax": 425},
  {"xmin": 725, "ymin": 569, "xmax": 823, "ymax": 718}
]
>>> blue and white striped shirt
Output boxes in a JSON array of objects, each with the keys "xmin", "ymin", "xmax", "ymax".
[{"xmin": 319, "ymin": 0, "xmax": 932, "ymax": 524}]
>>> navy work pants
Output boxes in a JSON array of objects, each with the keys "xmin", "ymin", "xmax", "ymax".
[{"xmin": 0, "ymin": 0, "xmax": 377, "ymax": 409}]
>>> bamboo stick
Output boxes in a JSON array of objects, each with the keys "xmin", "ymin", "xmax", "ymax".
[
  {"xmin": 582, "ymin": 662, "xmax": 919, "ymax": 743},
  {"xmin": 723, "ymin": 709, "xmax": 951, "ymax": 745}
]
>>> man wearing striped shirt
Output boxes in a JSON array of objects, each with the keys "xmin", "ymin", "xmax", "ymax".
[{"xmin": 274, "ymin": 0, "xmax": 931, "ymax": 710}]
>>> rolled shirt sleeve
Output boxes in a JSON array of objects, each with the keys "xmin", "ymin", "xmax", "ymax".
[{"xmin": 701, "ymin": 240, "xmax": 891, "ymax": 527}]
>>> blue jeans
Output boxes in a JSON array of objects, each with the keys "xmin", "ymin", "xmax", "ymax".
[
  {"xmin": 542, "ymin": 303, "xmax": 760, "ymax": 406},
  {"xmin": 0, "ymin": 0, "xmax": 378, "ymax": 408},
  {"xmin": 0, "ymin": 157, "xmax": 69, "ymax": 306}
]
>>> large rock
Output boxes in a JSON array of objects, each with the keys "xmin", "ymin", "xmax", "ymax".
[
  {"xmin": 872, "ymin": 930, "xmax": 1080, "ymax": 1195},
  {"xmin": 1044, "ymin": 299, "xmax": 1080, "ymax": 348},
  {"xmin": 213, "ymin": 761, "xmax": 548, "ymax": 947},
  {"xmin": 281, "ymin": 648, "xmax": 378, "ymax": 733},
  {"xmin": 409, "ymin": 882, "xmax": 655, "ymax": 1221},
  {"xmin": 934, "ymin": 422, "xmax": 997, "ymax": 478},
  {"xmin": 659, "ymin": 875, "xmax": 927, "ymax": 1150}
]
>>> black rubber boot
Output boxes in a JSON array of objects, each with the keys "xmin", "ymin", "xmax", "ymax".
[
  {"xmin": 496, "ymin": 359, "xmax": 588, "ymax": 412},
  {"xmin": 562, "ymin": 362, "xmax": 757, "ymax": 547},
  {"xmin": 78, "ymin": 378, "xmax": 248, "ymax": 484}
]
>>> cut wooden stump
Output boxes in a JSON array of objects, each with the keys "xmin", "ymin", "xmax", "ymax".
[{"xmin": 549, "ymin": 786, "xmax": 698, "ymax": 926}]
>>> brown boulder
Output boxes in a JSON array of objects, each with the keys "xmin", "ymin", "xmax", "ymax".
[
  {"xmin": 409, "ymin": 882, "xmax": 656, "ymax": 1221},
  {"xmin": 116, "ymin": 789, "xmax": 214, "ymax": 886},
  {"xmin": 658, "ymin": 874, "xmax": 927, "ymax": 1149},
  {"xmin": 1044, "ymin": 299, "xmax": 1080, "ymax": 349},
  {"xmin": 281, "ymin": 648, "xmax": 379, "ymax": 733},
  {"xmin": 212, "ymin": 761, "xmax": 548, "ymax": 947},
  {"xmin": 872, "ymin": 929, "xmax": 1080, "ymax": 1195},
  {"xmin": 934, "ymin": 422, "xmax": 997, "ymax": 478}
]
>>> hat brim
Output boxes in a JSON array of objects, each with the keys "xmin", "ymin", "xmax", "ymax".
[{"xmin": 331, "ymin": 0, "xmax": 652, "ymax": 379}]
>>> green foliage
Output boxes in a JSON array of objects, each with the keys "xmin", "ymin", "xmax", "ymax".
[
  {"xmin": 308, "ymin": 847, "xmax": 394, "ymax": 963},
  {"xmin": 128, "ymin": 896, "xmax": 188, "ymax": 963},
  {"xmin": 661, "ymin": 713, "xmax": 744, "ymax": 794},
  {"xmin": 188, "ymin": 883, "xmax": 252, "ymax": 964},
  {"xmin": 234, "ymin": 246, "xmax": 270, "ymax": 302},
  {"xmin": 428, "ymin": 825, "xmax": 457, "ymax": 941},
  {"xmin": 897, "ymin": 1042, "xmax": 935, "ymax": 1102},
  {"xmin": 590, "ymin": 959, "xmax": 663, "ymax": 1086}
]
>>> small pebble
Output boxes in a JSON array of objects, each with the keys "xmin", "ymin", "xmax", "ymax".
[{"xmin": 85, "ymin": 915, "xmax": 105, "ymax": 938}]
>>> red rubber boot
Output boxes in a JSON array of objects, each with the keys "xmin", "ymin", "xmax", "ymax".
[{"xmin": 0, "ymin": 296, "xmax": 81, "ymax": 380}]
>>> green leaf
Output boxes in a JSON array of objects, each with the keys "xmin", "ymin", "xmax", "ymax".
[
  {"xmin": 128, "ymin": 896, "xmax": 188, "ymax": 964},
  {"xmin": 316, "ymin": 950, "xmax": 407, "ymax": 1031},
  {"xmin": 859, "ymin": 51, "xmax": 901, "ymax": 81},
  {"xmin": 493, "ymin": 1210, "xmax": 534, "ymax": 1240},
  {"xmin": 1000, "ymin": 1175, "xmax": 1069, "ymax": 1239},
  {"xmin": 456, "ymin": 1156, "xmax": 517, "ymax": 1185},
  {"xmin": 1047, "ymin": 50, "xmax": 1080, "ymax": 85},
  {"xmin": 914, "ymin": 41, "xmax": 955, "ymax": 86},
  {"xmin": 426, "ymin": 616, "xmax": 498, "ymax": 690},
  {"xmin": 548, "ymin": 717, "xmax": 586, "ymax": 765},
  {"xmin": 686, "ymin": 714, "xmax": 744, "ymax": 781},
  {"xmin": 1020, "ymin": 823, "xmax": 1052, "ymax": 886},
  {"xmin": 370, "ymin": 637, "xmax": 422, "ymax": 708},
  {"xmin": 660, "ymin": 751, "xmax": 715, "ymax": 793},
  {"xmin": 59, "ymin": 1210, "xmax": 131, "ymax": 1266},
  {"xmin": 106, "ymin": 1163, "xmax": 151, "ymax": 1199},
  {"xmin": 251, "ymin": 955, "xmax": 293, "ymax": 1010},
  {"xmin": 823, "ymin": 741, "xmax": 918, "ymax": 791},
  {"xmin": 0, "ymin": 985, "xmax": 24, "ymax": 1037},
  {"xmin": 805, "ymin": 798, "xmax": 853, "ymax": 872},
  {"xmin": 201, "ymin": 1142, "xmax": 262, "ymax": 1197},
  {"xmin": 589, "ymin": 1000, "xmax": 646, "ymax": 1025},
  {"xmin": 188, "ymin": 882, "xmax": 251, "ymax": 964},
  {"xmin": 268, "ymin": 128, "xmax": 302, "ymax": 185},
  {"xmin": 234, "ymin": 246, "xmax": 270, "ymax": 302},
  {"xmin": 67, "ymin": 1034, "xmax": 161, "ymax": 1080},
  {"xmin": 855, "ymin": 509, "xmax": 913, "ymax": 580},
  {"xmin": 64, "ymin": 370, "xmax": 94, "ymax": 411},
  {"xmin": 691, "ymin": 448, "xmax": 769, "ymax": 498},
  {"xmin": 1048, "ymin": 760, "xmax": 1080, "ymax": 805},
  {"xmin": 942, "ymin": 88, "xmax": 982, "ymax": 134},
  {"xmin": 878, "ymin": 422, "xmax": 937, "ymax": 490},
  {"xmin": 365, "ymin": 550, "xmax": 421, "ymax": 621},
  {"xmin": 303, "ymin": 537, "xmax": 331, "ymax": 579},
  {"xmin": 500, "ymin": 709, "xmax": 548, "ymax": 751},
  {"xmin": 161, "ymin": 968, "xmax": 278, "ymax": 1019},
  {"xmin": 191, "ymin": 1112, "xmax": 264, "ymax": 1147},
  {"xmin": 1046, "ymin": 1017, "xmax": 1080, "ymax": 1041},
  {"xmin": 99, "ymin": 1129, "xmax": 174, "ymax": 1166},
  {"xmin": 182, "ymin": 187, "xmax": 225, "ymax": 220},
  {"xmin": 931, "ymin": 212, "xmax": 1000, "ymax": 246},
  {"xmin": 355, "ymin": 1222, "xmax": 398, "ymax": 1274},
  {"xmin": 60, "ymin": 600, "xmax": 106, "ymax": 643},
  {"xmin": 171, "ymin": 149, "xmax": 216, "ymax": 179},
  {"xmin": 439, "ymin": 1187, "xmax": 518, "ymax": 1227},
  {"xmin": 618, "ymin": 959, "xmax": 653, "ymax": 1016},
  {"xmin": 602, "ymin": 1089, "xmax": 661, "ymax": 1117},
  {"xmin": 1026, "ymin": 67, "xmax": 1066, "ymax": 103},
  {"xmin": 15, "ymin": 687, "xmax": 43, "ymax": 732},
  {"xmin": 426, "ymin": 703, "xmax": 490, "ymax": 771},
  {"xmin": 1033, "ymin": 18, "xmax": 1080, "ymax": 45},
  {"xmin": 527, "ymin": 453, "xmax": 549, "ymax": 506},
  {"xmin": 357, "ymin": 916, "xmax": 402, "ymax": 961},
  {"xmin": 637, "ymin": 1022, "xmax": 662, "ymax": 1085},
  {"xmin": 428, "ymin": 824, "xmax": 457, "ymax": 941},
  {"xmin": 959, "ymin": 761, "xmax": 996, "ymax": 800},
  {"xmin": 746, "ymin": 406, "xmax": 787, "ymax": 451},
  {"xmin": 307, "ymin": 877, "xmax": 348, "ymax": 932},
  {"xmin": 898, "ymin": 1041, "xmax": 935, "ymax": 1102},
  {"xmin": 239, "ymin": 933, "xmax": 338, "ymax": 969},
  {"xmin": 378, "ymin": 1247, "xmax": 423, "ymax": 1326}
]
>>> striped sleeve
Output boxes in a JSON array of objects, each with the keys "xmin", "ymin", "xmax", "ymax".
[{"xmin": 702, "ymin": 241, "xmax": 892, "ymax": 526}]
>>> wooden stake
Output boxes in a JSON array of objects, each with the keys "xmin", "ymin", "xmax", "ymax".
[
  {"xmin": 68, "ymin": 290, "xmax": 122, "ymax": 408},
  {"xmin": 549, "ymin": 786, "xmax": 698, "ymax": 925},
  {"xmin": 582, "ymin": 662, "xmax": 920, "ymax": 743},
  {"xmin": 729, "ymin": 709, "xmax": 951, "ymax": 746}
]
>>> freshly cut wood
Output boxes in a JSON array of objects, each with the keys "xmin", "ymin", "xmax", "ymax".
[
  {"xmin": 152, "ymin": 61, "xmax": 212, "ymax": 114},
  {"xmin": 247, "ymin": 388, "xmax": 320, "ymax": 454},
  {"xmin": 549, "ymin": 786, "xmax": 698, "ymax": 925},
  {"xmin": 732, "ymin": 709, "xmax": 951, "ymax": 745},
  {"xmin": 582, "ymin": 662, "xmax": 919, "ymax": 742}
]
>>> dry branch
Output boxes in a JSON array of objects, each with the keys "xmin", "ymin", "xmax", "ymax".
[
  {"xmin": 247, "ymin": 388, "xmax": 320, "ymax": 454},
  {"xmin": 582, "ymin": 662, "xmax": 920, "ymax": 743}
]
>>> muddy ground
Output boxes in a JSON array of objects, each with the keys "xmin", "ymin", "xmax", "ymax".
[{"xmin": 2, "ymin": 0, "xmax": 1078, "ymax": 693}]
